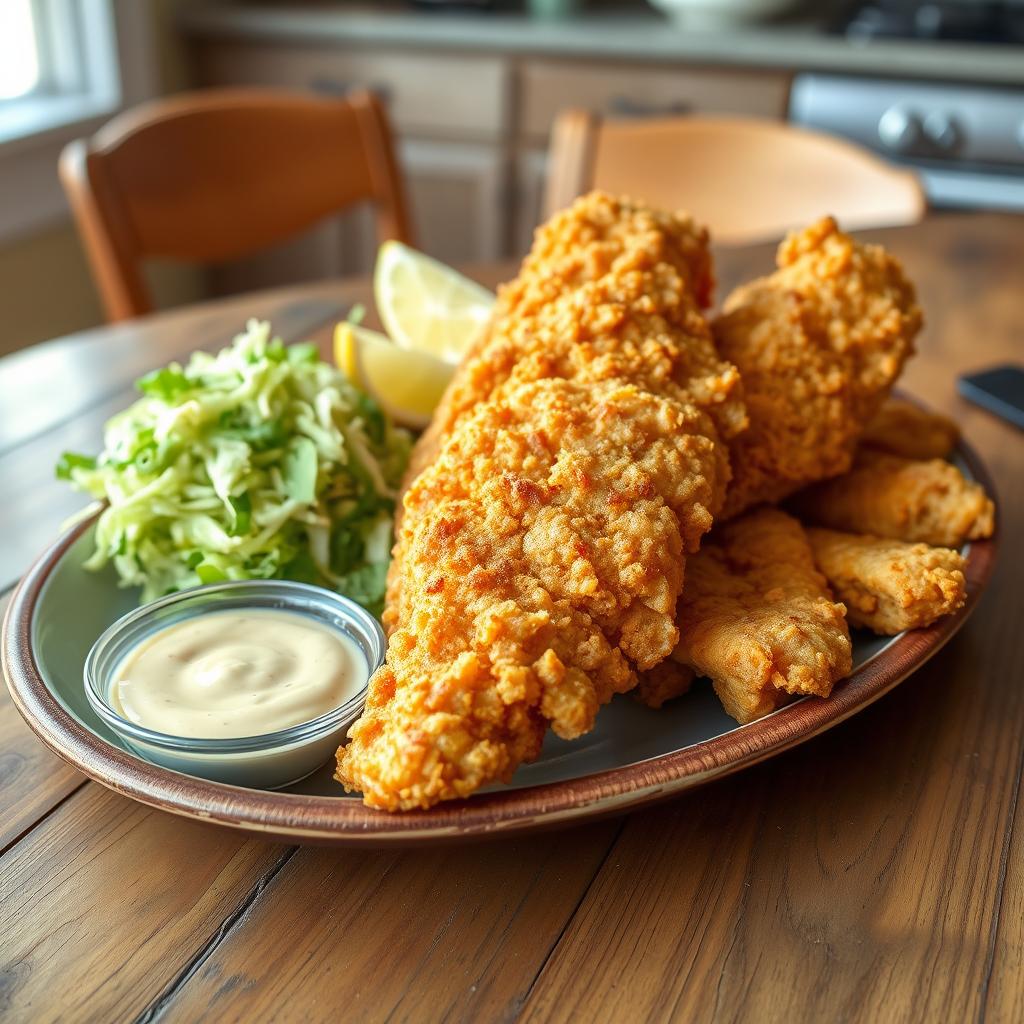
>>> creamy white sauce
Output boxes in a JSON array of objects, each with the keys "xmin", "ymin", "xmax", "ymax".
[{"xmin": 109, "ymin": 609, "xmax": 366, "ymax": 739}]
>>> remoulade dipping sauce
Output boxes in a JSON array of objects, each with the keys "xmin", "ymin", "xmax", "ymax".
[{"xmin": 109, "ymin": 608, "xmax": 367, "ymax": 739}]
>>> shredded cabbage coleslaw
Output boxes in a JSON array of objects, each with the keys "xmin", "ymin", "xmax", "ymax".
[{"xmin": 58, "ymin": 320, "xmax": 411, "ymax": 614}]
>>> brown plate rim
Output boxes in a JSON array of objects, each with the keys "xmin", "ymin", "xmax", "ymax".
[{"xmin": 2, "ymin": 437, "xmax": 999, "ymax": 846}]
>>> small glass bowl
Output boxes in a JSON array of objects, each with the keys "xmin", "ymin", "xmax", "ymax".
[{"xmin": 84, "ymin": 580, "xmax": 385, "ymax": 790}]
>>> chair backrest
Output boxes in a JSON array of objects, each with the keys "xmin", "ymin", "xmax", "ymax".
[
  {"xmin": 60, "ymin": 88, "xmax": 413, "ymax": 322},
  {"xmin": 545, "ymin": 111, "xmax": 926, "ymax": 244}
]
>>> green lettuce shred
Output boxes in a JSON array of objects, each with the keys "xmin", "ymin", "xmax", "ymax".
[{"xmin": 58, "ymin": 319, "xmax": 411, "ymax": 615}]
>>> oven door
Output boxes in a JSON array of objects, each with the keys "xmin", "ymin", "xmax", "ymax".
[{"xmin": 789, "ymin": 73, "xmax": 1024, "ymax": 212}]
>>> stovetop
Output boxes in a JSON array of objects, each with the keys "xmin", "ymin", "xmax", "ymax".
[{"xmin": 830, "ymin": 1, "xmax": 1024, "ymax": 45}]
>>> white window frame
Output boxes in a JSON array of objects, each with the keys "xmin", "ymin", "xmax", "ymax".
[{"xmin": 0, "ymin": 0, "xmax": 157, "ymax": 242}]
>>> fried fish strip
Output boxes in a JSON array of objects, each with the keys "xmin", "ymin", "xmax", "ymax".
[
  {"xmin": 634, "ymin": 658, "xmax": 695, "ymax": 710},
  {"xmin": 673, "ymin": 508, "xmax": 852, "ymax": 725},
  {"xmin": 793, "ymin": 451, "xmax": 995, "ymax": 547},
  {"xmin": 859, "ymin": 397, "xmax": 960, "ymax": 460},
  {"xmin": 385, "ymin": 191, "xmax": 745, "ymax": 633},
  {"xmin": 338, "ymin": 194, "xmax": 744, "ymax": 810},
  {"xmin": 806, "ymin": 528, "xmax": 966, "ymax": 635},
  {"xmin": 714, "ymin": 217, "xmax": 922, "ymax": 519}
]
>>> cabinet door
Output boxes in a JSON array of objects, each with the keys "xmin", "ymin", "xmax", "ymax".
[
  {"xmin": 401, "ymin": 139, "xmax": 508, "ymax": 265},
  {"xmin": 194, "ymin": 41, "xmax": 509, "ymax": 142},
  {"xmin": 520, "ymin": 60, "xmax": 791, "ymax": 143}
]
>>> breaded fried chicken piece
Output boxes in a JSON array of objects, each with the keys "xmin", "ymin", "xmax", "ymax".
[
  {"xmin": 793, "ymin": 451, "xmax": 995, "ymax": 548},
  {"xmin": 859, "ymin": 397, "xmax": 960, "ymax": 460},
  {"xmin": 806, "ymin": 528, "xmax": 966, "ymax": 635},
  {"xmin": 714, "ymin": 217, "xmax": 922, "ymax": 519},
  {"xmin": 339, "ymin": 194, "xmax": 744, "ymax": 810},
  {"xmin": 673, "ymin": 508, "xmax": 852, "ymax": 724}
]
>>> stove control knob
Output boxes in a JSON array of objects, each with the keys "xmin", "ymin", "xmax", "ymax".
[
  {"xmin": 878, "ymin": 107, "xmax": 923, "ymax": 154},
  {"xmin": 923, "ymin": 111, "xmax": 962, "ymax": 153}
]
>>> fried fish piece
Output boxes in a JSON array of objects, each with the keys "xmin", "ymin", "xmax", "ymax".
[
  {"xmin": 386, "ymin": 191, "xmax": 745, "ymax": 631},
  {"xmin": 714, "ymin": 217, "xmax": 922, "ymax": 519},
  {"xmin": 806, "ymin": 528, "xmax": 967, "ymax": 635},
  {"xmin": 401, "ymin": 190, "xmax": 739, "ymax": 497},
  {"xmin": 859, "ymin": 397, "xmax": 960, "ymax": 460},
  {"xmin": 400, "ymin": 379, "xmax": 721, "ymax": 670},
  {"xmin": 634, "ymin": 658, "xmax": 696, "ymax": 710},
  {"xmin": 673, "ymin": 508, "xmax": 852, "ymax": 725},
  {"xmin": 338, "ymin": 194, "xmax": 745, "ymax": 811},
  {"xmin": 793, "ymin": 451, "xmax": 995, "ymax": 548},
  {"xmin": 338, "ymin": 378, "xmax": 723, "ymax": 811}
]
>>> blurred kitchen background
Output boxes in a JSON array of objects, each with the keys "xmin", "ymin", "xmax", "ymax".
[{"xmin": 1, "ymin": 0, "xmax": 1022, "ymax": 356}]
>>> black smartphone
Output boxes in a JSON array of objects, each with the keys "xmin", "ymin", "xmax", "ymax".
[{"xmin": 958, "ymin": 366, "xmax": 1024, "ymax": 431}]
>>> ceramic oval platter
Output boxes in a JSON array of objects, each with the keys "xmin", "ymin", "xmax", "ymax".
[{"xmin": 3, "ymin": 442, "xmax": 997, "ymax": 846}]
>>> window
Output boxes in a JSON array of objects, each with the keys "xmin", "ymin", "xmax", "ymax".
[
  {"xmin": 0, "ymin": 0, "xmax": 117, "ymax": 110},
  {"xmin": 0, "ymin": 1, "xmax": 42, "ymax": 102},
  {"xmin": 0, "ymin": 0, "xmax": 126, "ymax": 146},
  {"xmin": 0, "ymin": 1, "xmax": 155, "ymax": 240}
]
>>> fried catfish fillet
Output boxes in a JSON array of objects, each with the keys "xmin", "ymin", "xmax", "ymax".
[
  {"xmin": 673, "ymin": 508, "xmax": 852, "ymax": 724},
  {"xmin": 859, "ymin": 397, "xmax": 960, "ymax": 460},
  {"xmin": 384, "ymin": 191, "xmax": 745, "ymax": 632},
  {"xmin": 399, "ymin": 191, "xmax": 742, "ymax": 503},
  {"xmin": 806, "ymin": 528, "xmax": 966, "ymax": 635},
  {"xmin": 337, "ymin": 193, "xmax": 744, "ymax": 811},
  {"xmin": 793, "ymin": 451, "xmax": 995, "ymax": 548},
  {"xmin": 634, "ymin": 658, "xmax": 696, "ymax": 710},
  {"xmin": 714, "ymin": 217, "xmax": 922, "ymax": 519}
]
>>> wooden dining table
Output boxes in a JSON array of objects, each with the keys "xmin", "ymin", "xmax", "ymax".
[{"xmin": 1, "ymin": 212, "xmax": 1022, "ymax": 1023}]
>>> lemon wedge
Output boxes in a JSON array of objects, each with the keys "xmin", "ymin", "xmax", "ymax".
[
  {"xmin": 335, "ymin": 322, "xmax": 453, "ymax": 431},
  {"xmin": 374, "ymin": 240, "xmax": 494, "ymax": 363}
]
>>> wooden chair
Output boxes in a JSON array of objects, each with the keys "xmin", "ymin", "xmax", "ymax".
[
  {"xmin": 60, "ymin": 88, "xmax": 413, "ymax": 322},
  {"xmin": 544, "ymin": 112, "xmax": 926, "ymax": 245}
]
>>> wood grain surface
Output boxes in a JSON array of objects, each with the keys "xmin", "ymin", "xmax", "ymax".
[
  {"xmin": 0, "ymin": 592, "xmax": 84, "ymax": 854},
  {"xmin": 1, "ymin": 214, "xmax": 1022, "ymax": 1024}
]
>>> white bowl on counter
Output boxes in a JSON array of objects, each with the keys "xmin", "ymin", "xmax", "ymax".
[{"xmin": 648, "ymin": 0, "xmax": 800, "ymax": 27}]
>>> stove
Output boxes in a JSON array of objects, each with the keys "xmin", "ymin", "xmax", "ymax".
[
  {"xmin": 791, "ymin": 4, "xmax": 1024, "ymax": 212},
  {"xmin": 831, "ymin": 1, "xmax": 1024, "ymax": 45}
]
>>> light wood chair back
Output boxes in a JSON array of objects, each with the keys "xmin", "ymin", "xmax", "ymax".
[
  {"xmin": 545, "ymin": 111, "xmax": 926, "ymax": 244},
  {"xmin": 60, "ymin": 88, "xmax": 413, "ymax": 322}
]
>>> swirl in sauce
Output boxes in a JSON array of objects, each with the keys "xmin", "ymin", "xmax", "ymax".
[{"xmin": 109, "ymin": 608, "xmax": 367, "ymax": 739}]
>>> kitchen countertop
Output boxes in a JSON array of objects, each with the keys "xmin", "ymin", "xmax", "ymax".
[{"xmin": 180, "ymin": 2, "xmax": 1024, "ymax": 86}]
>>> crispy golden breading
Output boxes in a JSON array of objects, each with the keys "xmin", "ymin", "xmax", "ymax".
[
  {"xmin": 673, "ymin": 508, "xmax": 852, "ymax": 725},
  {"xmin": 793, "ymin": 451, "xmax": 995, "ymax": 547},
  {"xmin": 634, "ymin": 658, "xmax": 695, "ymax": 710},
  {"xmin": 402, "ymin": 191, "xmax": 743, "ymax": 500},
  {"xmin": 336, "ymin": 492, "xmax": 634, "ymax": 809},
  {"xmin": 400, "ymin": 380, "xmax": 720, "ymax": 669},
  {"xmin": 806, "ymin": 528, "xmax": 966, "ymax": 635},
  {"xmin": 385, "ymin": 192, "xmax": 745, "ymax": 630},
  {"xmin": 339, "ymin": 193, "xmax": 744, "ymax": 810},
  {"xmin": 859, "ymin": 397, "xmax": 960, "ymax": 460},
  {"xmin": 714, "ymin": 217, "xmax": 922, "ymax": 519}
]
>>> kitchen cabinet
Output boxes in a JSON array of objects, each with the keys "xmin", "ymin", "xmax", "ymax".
[
  {"xmin": 518, "ymin": 59, "xmax": 790, "ymax": 142},
  {"xmin": 191, "ymin": 39, "xmax": 791, "ymax": 273},
  {"xmin": 193, "ymin": 41, "xmax": 510, "ymax": 141},
  {"xmin": 402, "ymin": 139, "xmax": 508, "ymax": 265}
]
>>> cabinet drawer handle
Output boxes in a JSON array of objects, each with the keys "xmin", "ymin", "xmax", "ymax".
[
  {"xmin": 607, "ymin": 96, "xmax": 691, "ymax": 118},
  {"xmin": 309, "ymin": 77, "xmax": 393, "ymax": 104}
]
